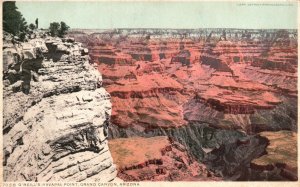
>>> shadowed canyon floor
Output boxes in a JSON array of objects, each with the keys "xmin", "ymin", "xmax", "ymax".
[{"xmin": 68, "ymin": 28, "xmax": 297, "ymax": 181}]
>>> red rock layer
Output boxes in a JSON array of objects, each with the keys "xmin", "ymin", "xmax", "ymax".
[
  {"xmin": 108, "ymin": 136, "xmax": 220, "ymax": 181},
  {"xmin": 69, "ymin": 29, "xmax": 297, "ymax": 132}
]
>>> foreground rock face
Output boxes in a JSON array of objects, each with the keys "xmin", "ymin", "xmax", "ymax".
[
  {"xmin": 3, "ymin": 33, "xmax": 117, "ymax": 182},
  {"xmin": 70, "ymin": 29, "xmax": 297, "ymax": 181}
]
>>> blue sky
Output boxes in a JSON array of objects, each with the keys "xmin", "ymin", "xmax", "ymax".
[{"xmin": 16, "ymin": 1, "xmax": 298, "ymax": 29}]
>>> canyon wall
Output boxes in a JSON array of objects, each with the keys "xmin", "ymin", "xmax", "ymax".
[
  {"xmin": 69, "ymin": 29, "xmax": 298, "ymax": 181},
  {"xmin": 2, "ymin": 32, "xmax": 118, "ymax": 182}
]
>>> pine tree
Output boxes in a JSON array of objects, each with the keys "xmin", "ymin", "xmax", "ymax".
[
  {"xmin": 49, "ymin": 22, "xmax": 60, "ymax": 37},
  {"xmin": 3, "ymin": 1, "xmax": 28, "ymax": 37},
  {"xmin": 58, "ymin": 21, "xmax": 70, "ymax": 37},
  {"xmin": 49, "ymin": 21, "xmax": 70, "ymax": 37},
  {"xmin": 29, "ymin": 23, "xmax": 36, "ymax": 31}
]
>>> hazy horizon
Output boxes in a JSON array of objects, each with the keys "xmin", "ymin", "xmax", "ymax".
[
  {"xmin": 16, "ymin": 1, "xmax": 298, "ymax": 30},
  {"xmin": 68, "ymin": 28, "xmax": 298, "ymax": 31}
]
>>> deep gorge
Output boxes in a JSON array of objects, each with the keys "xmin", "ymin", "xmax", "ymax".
[{"xmin": 69, "ymin": 28, "xmax": 298, "ymax": 181}]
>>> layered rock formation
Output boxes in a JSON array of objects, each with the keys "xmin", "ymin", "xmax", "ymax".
[
  {"xmin": 3, "ymin": 33, "xmax": 117, "ymax": 182},
  {"xmin": 109, "ymin": 136, "xmax": 220, "ymax": 181},
  {"xmin": 69, "ymin": 28, "xmax": 297, "ymax": 181},
  {"xmin": 250, "ymin": 131, "xmax": 297, "ymax": 181},
  {"xmin": 70, "ymin": 29, "xmax": 297, "ymax": 132}
]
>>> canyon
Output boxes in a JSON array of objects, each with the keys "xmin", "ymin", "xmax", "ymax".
[
  {"xmin": 69, "ymin": 28, "xmax": 298, "ymax": 181},
  {"xmin": 2, "ymin": 28, "xmax": 297, "ymax": 182}
]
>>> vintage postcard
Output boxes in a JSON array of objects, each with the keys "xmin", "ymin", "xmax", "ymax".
[{"xmin": 1, "ymin": 0, "xmax": 299, "ymax": 186}]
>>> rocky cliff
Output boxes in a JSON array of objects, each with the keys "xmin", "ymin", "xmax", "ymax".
[{"xmin": 3, "ymin": 32, "xmax": 118, "ymax": 182}]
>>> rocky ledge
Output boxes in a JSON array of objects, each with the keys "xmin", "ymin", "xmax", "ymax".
[
  {"xmin": 250, "ymin": 131, "xmax": 297, "ymax": 181},
  {"xmin": 108, "ymin": 136, "xmax": 220, "ymax": 181},
  {"xmin": 3, "ymin": 32, "xmax": 117, "ymax": 182}
]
